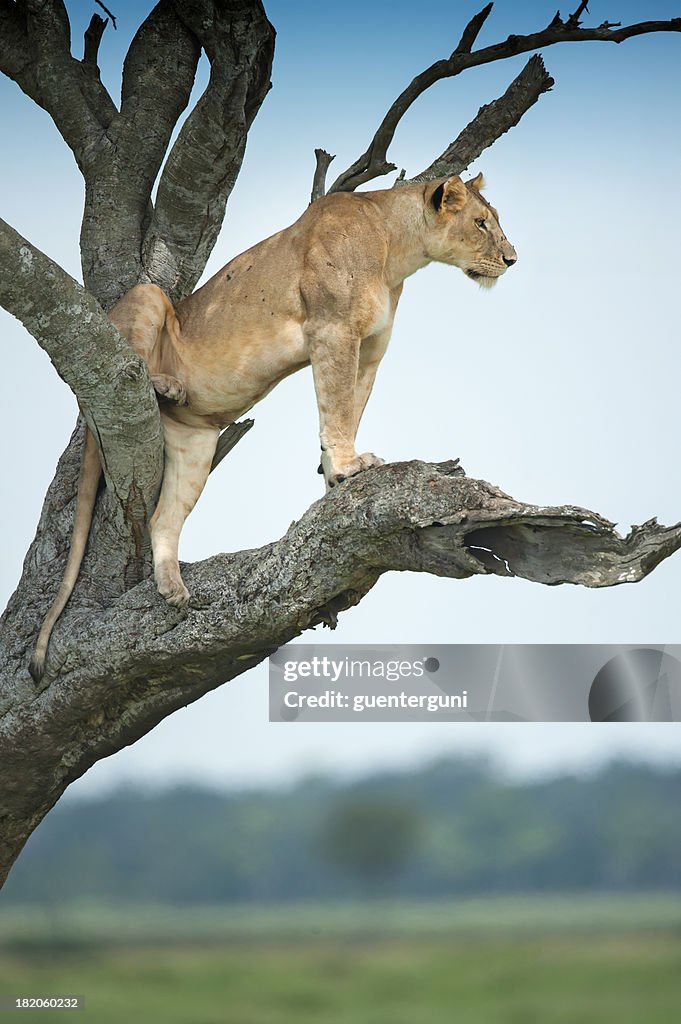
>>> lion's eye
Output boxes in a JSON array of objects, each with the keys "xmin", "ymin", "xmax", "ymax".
[{"xmin": 476, "ymin": 218, "xmax": 487, "ymax": 230}]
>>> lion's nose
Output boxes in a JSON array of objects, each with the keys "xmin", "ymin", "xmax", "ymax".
[{"xmin": 503, "ymin": 255, "xmax": 517, "ymax": 267}]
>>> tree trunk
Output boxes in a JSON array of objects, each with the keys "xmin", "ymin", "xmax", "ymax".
[{"xmin": 1, "ymin": 1, "xmax": 679, "ymax": 890}]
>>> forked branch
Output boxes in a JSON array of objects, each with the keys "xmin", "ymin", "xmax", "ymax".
[
  {"xmin": 141, "ymin": 0, "xmax": 276, "ymax": 302},
  {"xmin": 323, "ymin": 4, "xmax": 681, "ymax": 195}
]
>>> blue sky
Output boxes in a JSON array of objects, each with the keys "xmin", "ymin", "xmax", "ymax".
[{"xmin": 2, "ymin": 1, "xmax": 681, "ymax": 791}]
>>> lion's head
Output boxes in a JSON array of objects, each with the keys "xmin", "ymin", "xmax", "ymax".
[{"xmin": 424, "ymin": 173, "xmax": 517, "ymax": 287}]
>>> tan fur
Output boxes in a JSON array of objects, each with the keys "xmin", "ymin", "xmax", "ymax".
[{"xmin": 30, "ymin": 175, "xmax": 516, "ymax": 679}]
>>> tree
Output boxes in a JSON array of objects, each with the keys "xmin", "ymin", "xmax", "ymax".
[
  {"xmin": 319, "ymin": 798, "xmax": 422, "ymax": 892},
  {"xmin": 0, "ymin": 1, "xmax": 679, "ymax": 889}
]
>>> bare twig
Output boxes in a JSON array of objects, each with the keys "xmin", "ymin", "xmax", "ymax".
[
  {"xmin": 455, "ymin": 2, "xmax": 494, "ymax": 54},
  {"xmin": 404, "ymin": 55, "xmax": 554, "ymax": 184},
  {"xmin": 94, "ymin": 0, "xmax": 117, "ymax": 30},
  {"xmin": 566, "ymin": 2, "xmax": 590, "ymax": 30},
  {"xmin": 310, "ymin": 148, "xmax": 336, "ymax": 203},
  {"xmin": 210, "ymin": 420, "xmax": 255, "ymax": 472},
  {"xmin": 328, "ymin": 10, "xmax": 681, "ymax": 194}
]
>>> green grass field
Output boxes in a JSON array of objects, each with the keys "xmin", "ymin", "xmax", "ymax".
[{"xmin": 1, "ymin": 896, "xmax": 680, "ymax": 1023}]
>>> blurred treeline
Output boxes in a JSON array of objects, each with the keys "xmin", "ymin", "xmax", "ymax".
[{"xmin": 3, "ymin": 758, "xmax": 680, "ymax": 904}]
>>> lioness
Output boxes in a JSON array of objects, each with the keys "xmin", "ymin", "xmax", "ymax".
[{"xmin": 30, "ymin": 173, "xmax": 516, "ymax": 679}]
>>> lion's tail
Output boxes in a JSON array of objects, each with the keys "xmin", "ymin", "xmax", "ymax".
[{"xmin": 29, "ymin": 428, "xmax": 101, "ymax": 682}]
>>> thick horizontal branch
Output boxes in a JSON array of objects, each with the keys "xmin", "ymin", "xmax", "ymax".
[
  {"xmin": 0, "ymin": 218, "xmax": 162, "ymax": 520},
  {"xmin": 2, "ymin": 458, "xmax": 680, "ymax": 883},
  {"xmin": 405, "ymin": 54, "xmax": 554, "ymax": 184},
  {"xmin": 328, "ymin": 8, "xmax": 681, "ymax": 193}
]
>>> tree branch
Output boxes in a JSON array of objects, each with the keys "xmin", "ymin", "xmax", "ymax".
[
  {"xmin": 94, "ymin": 1, "xmax": 117, "ymax": 30},
  {"xmin": 404, "ymin": 55, "xmax": 554, "ymax": 184},
  {"xmin": 210, "ymin": 419, "xmax": 254, "ymax": 472},
  {"xmin": 328, "ymin": 8, "xmax": 681, "ymax": 193},
  {"xmin": 82, "ymin": 14, "xmax": 109, "ymax": 69},
  {"xmin": 0, "ymin": 218, "xmax": 162, "ymax": 529},
  {"xmin": 1, "ymin": 2, "xmax": 275, "ymax": 308},
  {"xmin": 2, "ymin": 458, "xmax": 680, "ymax": 884},
  {"xmin": 310, "ymin": 148, "xmax": 336, "ymax": 203},
  {"xmin": 0, "ymin": 0, "xmax": 116, "ymax": 174},
  {"xmin": 566, "ymin": 2, "xmax": 590, "ymax": 31},
  {"xmin": 141, "ymin": 0, "xmax": 276, "ymax": 302},
  {"xmin": 76, "ymin": 1, "xmax": 203, "ymax": 307},
  {"xmin": 119, "ymin": 1, "xmax": 201, "ymax": 192},
  {"xmin": 455, "ymin": 1, "xmax": 494, "ymax": 54}
]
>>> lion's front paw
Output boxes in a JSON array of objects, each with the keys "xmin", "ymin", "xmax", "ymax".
[
  {"xmin": 156, "ymin": 566, "xmax": 190, "ymax": 609},
  {"xmin": 151, "ymin": 374, "xmax": 188, "ymax": 406},
  {"xmin": 324, "ymin": 450, "xmax": 385, "ymax": 488}
]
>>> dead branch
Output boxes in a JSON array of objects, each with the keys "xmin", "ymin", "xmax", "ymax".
[
  {"xmin": 211, "ymin": 420, "xmax": 255, "ymax": 472},
  {"xmin": 82, "ymin": 13, "xmax": 108, "ymax": 68},
  {"xmin": 404, "ymin": 54, "xmax": 554, "ymax": 184},
  {"xmin": 455, "ymin": 1, "xmax": 494, "ymax": 54},
  {"xmin": 310, "ymin": 148, "xmax": 336, "ymax": 202},
  {"xmin": 326, "ymin": 5, "xmax": 681, "ymax": 193},
  {"xmin": 94, "ymin": 0, "xmax": 117, "ymax": 30},
  {"xmin": 566, "ymin": 2, "xmax": 591, "ymax": 30}
]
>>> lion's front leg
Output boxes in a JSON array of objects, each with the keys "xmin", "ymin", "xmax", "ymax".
[
  {"xmin": 353, "ymin": 326, "xmax": 392, "ymax": 439},
  {"xmin": 307, "ymin": 323, "xmax": 383, "ymax": 489},
  {"xmin": 150, "ymin": 415, "xmax": 220, "ymax": 607}
]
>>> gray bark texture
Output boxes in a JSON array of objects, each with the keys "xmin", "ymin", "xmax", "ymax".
[{"xmin": 1, "ymin": 1, "xmax": 680, "ymax": 889}]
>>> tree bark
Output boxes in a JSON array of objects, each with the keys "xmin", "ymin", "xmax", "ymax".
[{"xmin": 2, "ymin": 458, "xmax": 680, "ymax": 887}]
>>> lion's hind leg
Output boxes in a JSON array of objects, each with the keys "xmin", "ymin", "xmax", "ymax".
[
  {"xmin": 150, "ymin": 415, "xmax": 220, "ymax": 608},
  {"xmin": 151, "ymin": 374, "xmax": 187, "ymax": 406},
  {"xmin": 109, "ymin": 285, "xmax": 185, "ymax": 396}
]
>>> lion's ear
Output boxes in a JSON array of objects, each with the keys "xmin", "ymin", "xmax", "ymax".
[
  {"xmin": 467, "ymin": 172, "xmax": 486, "ymax": 191},
  {"xmin": 432, "ymin": 176, "xmax": 467, "ymax": 213}
]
